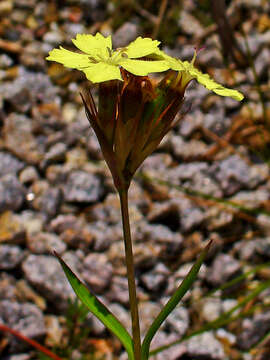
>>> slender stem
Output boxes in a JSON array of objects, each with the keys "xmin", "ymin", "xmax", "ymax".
[
  {"xmin": 152, "ymin": 0, "xmax": 168, "ymax": 39},
  {"xmin": 210, "ymin": 0, "xmax": 247, "ymax": 67},
  {"xmin": 119, "ymin": 188, "xmax": 141, "ymax": 360}
]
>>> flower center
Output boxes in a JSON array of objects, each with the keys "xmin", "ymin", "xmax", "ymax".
[{"xmin": 88, "ymin": 47, "xmax": 129, "ymax": 66}]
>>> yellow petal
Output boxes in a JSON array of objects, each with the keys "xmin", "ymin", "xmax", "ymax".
[
  {"xmin": 119, "ymin": 59, "xmax": 169, "ymax": 76},
  {"xmin": 210, "ymin": 86, "xmax": 244, "ymax": 100},
  {"xmin": 124, "ymin": 37, "xmax": 161, "ymax": 58},
  {"xmin": 162, "ymin": 53, "xmax": 244, "ymax": 101},
  {"xmin": 72, "ymin": 33, "xmax": 112, "ymax": 58},
  {"xmin": 46, "ymin": 47, "xmax": 90, "ymax": 69},
  {"xmin": 188, "ymin": 65, "xmax": 244, "ymax": 101},
  {"xmin": 82, "ymin": 63, "xmax": 122, "ymax": 83},
  {"xmin": 155, "ymin": 50, "xmax": 186, "ymax": 71}
]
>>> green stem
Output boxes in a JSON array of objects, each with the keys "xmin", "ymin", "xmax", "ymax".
[{"xmin": 119, "ymin": 188, "xmax": 142, "ymax": 360}]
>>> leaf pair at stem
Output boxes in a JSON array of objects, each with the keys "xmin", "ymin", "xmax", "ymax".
[{"xmin": 55, "ymin": 242, "xmax": 210, "ymax": 360}]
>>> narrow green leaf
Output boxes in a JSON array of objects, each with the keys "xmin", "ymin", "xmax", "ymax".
[
  {"xmin": 141, "ymin": 242, "xmax": 211, "ymax": 360},
  {"xmin": 55, "ymin": 252, "xmax": 134, "ymax": 360}
]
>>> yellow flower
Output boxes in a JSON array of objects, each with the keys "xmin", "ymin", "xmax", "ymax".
[
  {"xmin": 46, "ymin": 33, "xmax": 169, "ymax": 83},
  {"xmin": 158, "ymin": 49, "xmax": 244, "ymax": 101}
]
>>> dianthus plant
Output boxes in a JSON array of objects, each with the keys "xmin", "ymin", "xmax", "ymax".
[{"xmin": 47, "ymin": 33, "xmax": 243, "ymax": 360}]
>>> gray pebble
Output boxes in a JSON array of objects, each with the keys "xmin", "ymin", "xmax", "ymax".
[
  {"xmin": 43, "ymin": 30, "xmax": 64, "ymax": 45},
  {"xmin": 140, "ymin": 264, "xmax": 169, "ymax": 294},
  {"xmin": 0, "ymin": 152, "xmax": 24, "ymax": 177},
  {"xmin": 201, "ymin": 297, "xmax": 222, "ymax": 322},
  {"xmin": 170, "ymin": 135, "xmax": 209, "ymax": 161},
  {"xmin": 41, "ymin": 142, "xmax": 67, "ymax": 168},
  {"xmin": 113, "ymin": 22, "xmax": 140, "ymax": 48},
  {"xmin": 136, "ymin": 223, "xmax": 183, "ymax": 259},
  {"xmin": 255, "ymin": 237, "xmax": 270, "ymax": 258},
  {"xmin": 238, "ymin": 312, "xmax": 270, "ymax": 350},
  {"xmin": 207, "ymin": 254, "xmax": 242, "ymax": 287},
  {"xmin": 205, "ymin": 207, "xmax": 234, "ymax": 231},
  {"xmin": 27, "ymin": 232, "xmax": 66, "ymax": 254},
  {"xmin": 0, "ymin": 245, "xmax": 25, "ymax": 270},
  {"xmin": 230, "ymin": 188, "xmax": 269, "ymax": 209},
  {"xmin": 3, "ymin": 113, "xmax": 44, "ymax": 164},
  {"xmin": 138, "ymin": 301, "xmax": 162, "ymax": 336},
  {"xmin": 149, "ymin": 331, "xmax": 186, "ymax": 360},
  {"xmin": 163, "ymin": 305, "xmax": 189, "ymax": 338},
  {"xmin": 107, "ymin": 276, "xmax": 129, "ymax": 306},
  {"xmin": 186, "ymin": 332, "xmax": 226, "ymax": 360},
  {"xmin": 22, "ymin": 254, "xmax": 76, "ymax": 310},
  {"xmin": 0, "ymin": 174, "xmax": 25, "ymax": 212},
  {"xmin": 31, "ymin": 186, "xmax": 62, "ymax": 218},
  {"xmin": 0, "ymin": 273, "xmax": 17, "ymax": 301},
  {"xmin": 0, "ymin": 54, "xmax": 13, "ymax": 68},
  {"xmin": 63, "ymin": 170, "xmax": 104, "ymax": 203},
  {"xmin": 210, "ymin": 155, "xmax": 267, "ymax": 196},
  {"xmin": 19, "ymin": 166, "xmax": 39, "ymax": 184},
  {"xmin": 0, "ymin": 300, "xmax": 46, "ymax": 352},
  {"xmin": 82, "ymin": 253, "xmax": 113, "ymax": 293},
  {"xmin": 0, "ymin": 69, "xmax": 59, "ymax": 107}
]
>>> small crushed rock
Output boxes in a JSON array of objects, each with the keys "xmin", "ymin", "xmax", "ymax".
[
  {"xmin": 22, "ymin": 254, "xmax": 77, "ymax": 310},
  {"xmin": 0, "ymin": 301, "xmax": 46, "ymax": 352},
  {"xmin": 0, "ymin": 1, "xmax": 269, "ymax": 359}
]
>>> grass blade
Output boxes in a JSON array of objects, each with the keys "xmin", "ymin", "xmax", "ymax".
[
  {"xmin": 205, "ymin": 261, "xmax": 270, "ymax": 298},
  {"xmin": 150, "ymin": 279, "xmax": 270, "ymax": 356},
  {"xmin": 141, "ymin": 242, "xmax": 210, "ymax": 360},
  {"xmin": 55, "ymin": 252, "xmax": 134, "ymax": 360},
  {"xmin": 139, "ymin": 172, "xmax": 270, "ymax": 218},
  {"xmin": 0, "ymin": 323, "xmax": 62, "ymax": 360}
]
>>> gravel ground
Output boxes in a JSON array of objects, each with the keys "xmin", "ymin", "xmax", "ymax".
[{"xmin": 0, "ymin": 0, "xmax": 270, "ymax": 359}]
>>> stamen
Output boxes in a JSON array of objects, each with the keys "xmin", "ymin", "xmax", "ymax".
[
  {"xmin": 110, "ymin": 49, "xmax": 127, "ymax": 64},
  {"xmin": 191, "ymin": 50, "xmax": 197, "ymax": 66},
  {"xmin": 88, "ymin": 56, "xmax": 98, "ymax": 64},
  {"xmin": 97, "ymin": 54, "xmax": 105, "ymax": 62},
  {"xmin": 107, "ymin": 47, "xmax": 112, "ymax": 57},
  {"xmin": 174, "ymin": 72, "xmax": 182, "ymax": 87},
  {"xmin": 191, "ymin": 46, "xmax": 205, "ymax": 65}
]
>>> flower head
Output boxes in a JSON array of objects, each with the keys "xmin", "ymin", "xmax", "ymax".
[
  {"xmin": 46, "ymin": 33, "xmax": 244, "ymax": 190},
  {"xmin": 81, "ymin": 69, "xmax": 186, "ymax": 190},
  {"xmin": 158, "ymin": 49, "xmax": 244, "ymax": 101},
  {"xmin": 46, "ymin": 33, "xmax": 169, "ymax": 83}
]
